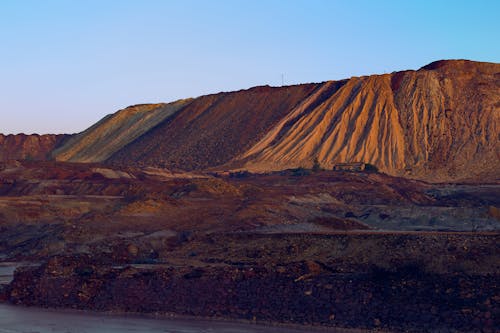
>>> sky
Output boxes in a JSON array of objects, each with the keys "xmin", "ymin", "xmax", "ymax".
[{"xmin": 1, "ymin": 0, "xmax": 499, "ymax": 134}]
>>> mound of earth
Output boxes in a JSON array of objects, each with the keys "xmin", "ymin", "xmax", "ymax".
[
  {"xmin": 235, "ymin": 60, "xmax": 500, "ymax": 182},
  {"xmin": 107, "ymin": 84, "xmax": 319, "ymax": 170},
  {"xmin": 1, "ymin": 60, "xmax": 498, "ymax": 183},
  {"xmin": 52, "ymin": 100, "xmax": 191, "ymax": 163}
]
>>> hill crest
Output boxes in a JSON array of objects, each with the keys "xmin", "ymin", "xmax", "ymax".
[{"xmin": 1, "ymin": 59, "xmax": 498, "ymax": 183}]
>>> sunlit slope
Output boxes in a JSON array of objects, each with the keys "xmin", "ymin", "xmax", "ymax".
[
  {"xmin": 107, "ymin": 84, "xmax": 320, "ymax": 169},
  {"xmin": 52, "ymin": 100, "xmax": 191, "ymax": 163},
  {"xmin": 236, "ymin": 60, "xmax": 499, "ymax": 182}
]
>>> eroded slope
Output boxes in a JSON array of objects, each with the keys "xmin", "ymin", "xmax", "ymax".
[
  {"xmin": 235, "ymin": 60, "xmax": 499, "ymax": 182},
  {"xmin": 2, "ymin": 60, "xmax": 498, "ymax": 182}
]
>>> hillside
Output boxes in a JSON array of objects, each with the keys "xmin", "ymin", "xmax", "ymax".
[
  {"xmin": 52, "ymin": 100, "xmax": 191, "ymax": 163},
  {"xmin": 0, "ymin": 134, "xmax": 68, "ymax": 161},
  {"xmin": 1, "ymin": 60, "xmax": 498, "ymax": 182},
  {"xmin": 236, "ymin": 60, "xmax": 500, "ymax": 182},
  {"xmin": 108, "ymin": 84, "xmax": 320, "ymax": 170},
  {"xmin": 107, "ymin": 59, "xmax": 499, "ymax": 182},
  {"xmin": 0, "ymin": 60, "xmax": 499, "ymax": 330}
]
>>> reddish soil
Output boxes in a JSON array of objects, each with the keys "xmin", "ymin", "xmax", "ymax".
[
  {"xmin": 0, "ymin": 160, "xmax": 498, "ymax": 259},
  {"xmin": 0, "ymin": 161, "xmax": 498, "ymax": 331},
  {"xmin": 0, "ymin": 59, "xmax": 498, "ymax": 331},
  {"xmin": 0, "ymin": 134, "xmax": 69, "ymax": 161}
]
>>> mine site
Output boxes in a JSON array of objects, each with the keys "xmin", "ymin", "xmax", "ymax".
[{"xmin": 1, "ymin": 2, "xmax": 499, "ymax": 332}]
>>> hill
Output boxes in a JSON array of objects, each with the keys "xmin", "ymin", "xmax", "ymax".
[
  {"xmin": 1, "ymin": 60, "xmax": 498, "ymax": 182},
  {"xmin": 107, "ymin": 84, "xmax": 319, "ymax": 170},
  {"xmin": 236, "ymin": 60, "xmax": 500, "ymax": 182}
]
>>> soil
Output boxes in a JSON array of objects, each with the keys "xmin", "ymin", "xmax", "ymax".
[{"xmin": 0, "ymin": 161, "xmax": 499, "ymax": 332}]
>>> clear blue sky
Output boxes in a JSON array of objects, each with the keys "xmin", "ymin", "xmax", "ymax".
[{"xmin": 1, "ymin": 0, "xmax": 499, "ymax": 134}]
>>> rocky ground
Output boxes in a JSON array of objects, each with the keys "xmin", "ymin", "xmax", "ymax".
[
  {"xmin": 0, "ymin": 160, "xmax": 499, "ymax": 331},
  {"xmin": 2, "ymin": 233, "xmax": 499, "ymax": 332}
]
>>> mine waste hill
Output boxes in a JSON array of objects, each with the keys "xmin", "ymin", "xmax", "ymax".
[
  {"xmin": 0, "ymin": 59, "xmax": 499, "ymax": 332},
  {"xmin": 1, "ymin": 59, "xmax": 499, "ymax": 182}
]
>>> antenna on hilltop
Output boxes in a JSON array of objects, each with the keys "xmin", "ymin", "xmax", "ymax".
[{"xmin": 281, "ymin": 73, "xmax": 284, "ymax": 86}]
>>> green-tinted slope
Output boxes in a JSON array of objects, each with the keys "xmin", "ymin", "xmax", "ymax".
[{"xmin": 52, "ymin": 100, "xmax": 191, "ymax": 163}]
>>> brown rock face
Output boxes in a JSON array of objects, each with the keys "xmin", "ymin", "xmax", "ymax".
[
  {"xmin": 237, "ymin": 60, "xmax": 500, "ymax": 182},
  {"xmin": 0, "ymin": 134, "xmax": 68, "ymax": 161}
]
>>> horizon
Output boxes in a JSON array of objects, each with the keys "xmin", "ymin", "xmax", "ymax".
[{"xmin": 2, "ymin": 0, "xmax": 499, "ymax": 135}]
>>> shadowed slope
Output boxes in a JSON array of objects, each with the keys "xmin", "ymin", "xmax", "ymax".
[
  {"xmin": 108, "ymin": 84, "xmax": 320, "ymax": 170},
  {"xmin": 52, "ymin": 100, "xmax": 191, "ymax": 163}
]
